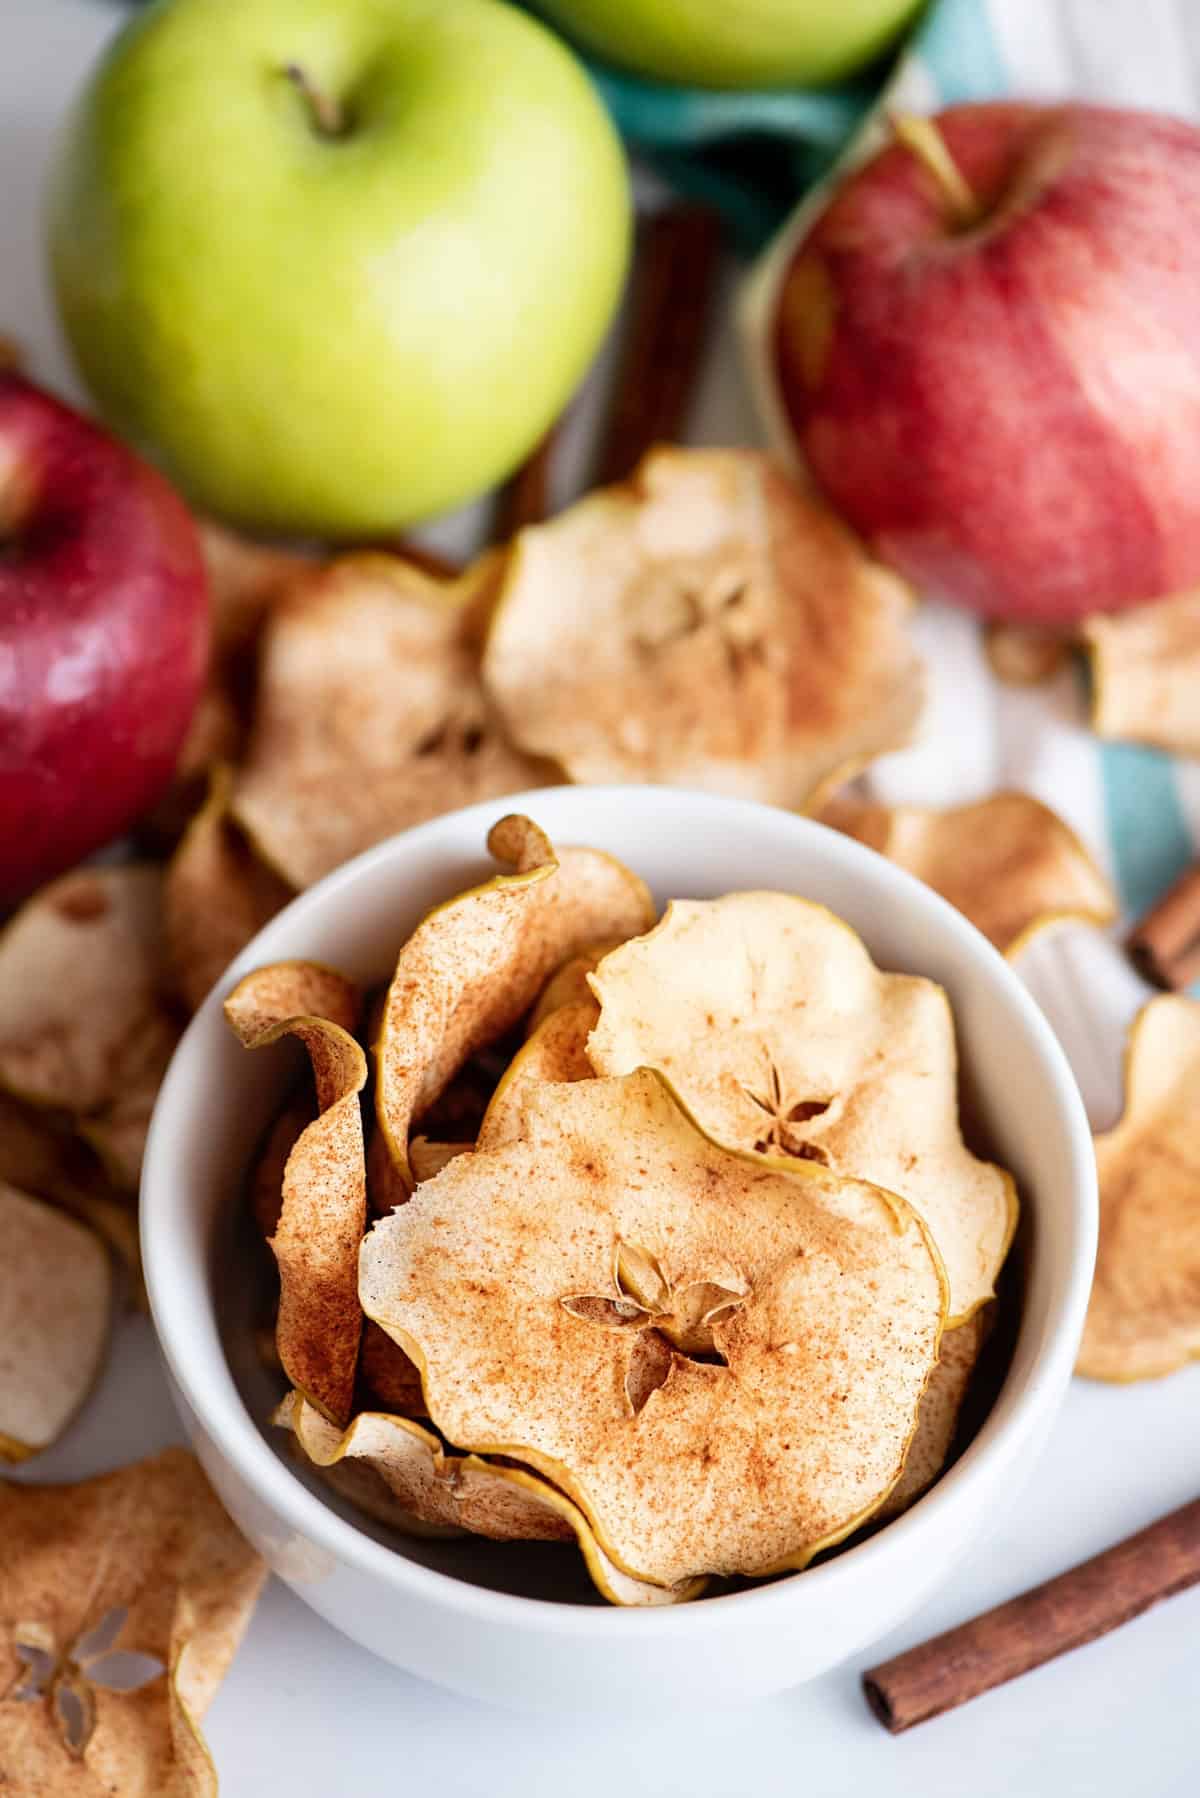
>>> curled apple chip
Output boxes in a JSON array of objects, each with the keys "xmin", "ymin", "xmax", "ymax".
[
  {"xmin": 360, "ymin": 1070, "xmax": 945, "ymax": 1589},
  {"xmin": 375, "ymin": 814, "xmax": 653, "ymax": 1188},
  {"xmin": 223, "ymin": 960, "xmax": 359, "ymax": 1043},
  {"xmin": 875, "ymin": 1306, "xmax": 992, "ymax": 1522},
  {"xmin": 482, "ymin": 447, "xmax": 924, "ymax": 806},
  {"xmin": 0, "ymin": 867, "xmax": 179, "ymax": 1191},
  {"xmin": 1084, "ymin": 588, "xmax": 1200, "ymax": 756},
  {"xmin": 225, "ymin": 964, "xmax": 366, "ymax": 1425},
  {"xmin": 587, "ymin": 894, "xmax": 1014, "ymax": 1323},
  {"xmin": 526, "ymin": 941, "xmax": 620, "ymax": 1036},
  {"xmin": 0, "ymin": 1182, "xmax": 111, "ymax": 1463},
  {"xmin": 820, "ymin": 792, "xmax": 1115, "ymax": 959},
  {"xmin": 163, "ymin": 771, "xmax": 294, "ymax": 1013},
  {"xmin": 1078, "ymin": 996, "xmax": 1200, "ymax": 1381},
  {"xmin": 478, "ymin": 999, "xmax": 598, "ymax": 1150},
  {"xmin": 0, "ymin": 1446, "xmax": 264, "ymax": 1794},
  {"xmin": 274, "ymin": 1392, "xmax": 702, "ymax": 1606},
  {"xmin": 231, "ymin": 553, "xmax": 550, "ymax": 890}
]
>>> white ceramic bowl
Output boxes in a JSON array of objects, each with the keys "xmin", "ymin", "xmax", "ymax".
[{"xmin": 141, "ymin": 787, "xmax": 1096, "ymax": 1712}]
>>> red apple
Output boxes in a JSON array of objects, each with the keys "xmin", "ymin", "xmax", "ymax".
[
  {"xmin": 773, "ymin": 103, "xmax": 1200, "ymax": 625},
  {"xmin": 0, "ymin": 371, "xmax": 209, "ymax": 900}
]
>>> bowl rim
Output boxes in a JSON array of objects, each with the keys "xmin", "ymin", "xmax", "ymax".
[{"xmin": 141, "ymin": 785, "xmax": 1097, "ymax": 1638}]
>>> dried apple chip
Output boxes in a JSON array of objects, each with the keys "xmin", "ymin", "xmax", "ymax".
[
  {"xmin": 588, "ymin": 894, "xmax": 1014, "ymax": 1323},
  {"xmin": 875, "ymin": 1306, "xmax": 992, "ymax": 1522},
  {"xmin": 1078, "ymin": 996, "xmax": 1200, "ymax": 1381},
  {"xmin": 0, "ymin": 1183, "xmax": 111, "ymax": 1462},
  {"xmin": 375, "ymin": 814, "xmax": 653, "ymax": 1188},
  {"xmin": 360, "ymin": 1070, "xmax": 945, "ymax": 1589},
  {"xmin": 359, "ymin": 1320, "xmax": 425, "ymax": 1417},
  {"xmin": 1084, "ymin": 588, "xmax": 1200, "ymax": 756},
  {"xmin": 478, "ymin": 999, "xmax": 598, "ymax": 1150},
  {"xmin": 225, "ymin": 964, "xmax": 367, "ymax": 1425},
  {"xmin": 0, "ymin": 1446, "xmax": 264, "ymax": 1795},
  {"xmin": 525, "ymin": 941, "xmax": 620, "ymax": 1036},
  {"xmin": 163, "ymin": 771, "xmax": 294, "ymax": 1012},
  {"xmin": 0, "ymin": 1093, "xmax": 140, "ymax": 1286},
  {"xmin": 820, "ymin": 792, "xmax": 1115, "ymax": 958},
  {"xmin": 274, "ymin": 1392, "xmax": 702, "ymax": 1606},
  {"xmin": 0, "ymin": 867, "xmax": 179, "ymax": 1191},
  {"xmin": 231, "ymin": 553, "xmax": 550, "ymax": 890},
  {"xmin": 406, "ymin": 1137, "xmax": 470, "ymax": 1183},
  {"xmin": 482, "ymin": 447, "xmax": 924, "ymax": 806}
]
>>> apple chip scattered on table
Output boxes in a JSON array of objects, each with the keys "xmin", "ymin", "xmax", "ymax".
[
  {"xmin": 819, "ymin": 792, "xmax": 1116, "ymax": 959},
  {"xmin": 1078, "ymin": 995, "xmax": 1200, "ymax": 1382},
  {"xmin": 223, "ymin": 813, "xmax": 1021, "ymax": 1604},
  {"xmin": 0, "ymin": 1448, "xmax": 264, "ymax": 1794}
]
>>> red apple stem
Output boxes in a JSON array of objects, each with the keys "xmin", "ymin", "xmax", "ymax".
[
  {"xmin": 889, "ymin": 112, "xmax": 984, "ymax": 231},
  {"xmin": 283, "ymin": 63, "xmax": 345, "ymax": 139}
]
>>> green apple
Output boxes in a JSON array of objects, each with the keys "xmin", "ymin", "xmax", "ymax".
[
  {"xmin": 532, "ymin": 0, "xmax": 924, "ymax": 89},
  {"xmin": 48, "ymin": 0, "xmax": 631, "ymax": 537}
]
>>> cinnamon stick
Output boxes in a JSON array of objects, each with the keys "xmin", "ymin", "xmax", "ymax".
[
  {"xmin": 1127, "ymin": 862, "xmax": 1200, "ymax": 991},
  {"xmin": 862, "ymin": 1497, "xmax": 1200, "ymax": 1733},
  {"xmin": 594, "ymin": 203, "xmax": 724, "ymax": 488}
]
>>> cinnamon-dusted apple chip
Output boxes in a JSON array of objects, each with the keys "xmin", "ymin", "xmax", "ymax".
[
  {"xmin": 478, "ymin": 999, "xmax": 598, "ymax": 1150},
  {"xmin": 0, "ymin": 867, "xmax": 179, "ymax": 1191},
  {"xmin": 274, "ymin": 1392, "xmax": 701, "ymax": 1606},
  {"xmin": 225, "ymin": 962, "xmax": 366, "ymax": 1424},
  {"xmin": 526, "ymin": 941, "xmax": 620, "ymax": 1036},
  {"xmin": 0, "ymin": 1447, "xmax": 264, "ymax": 1795},
  {"xmin": 875, "ymin": 1306, "xmax": 993, "ymax": 1522},
  {"xmin": 375, "ymin": 814, "xmax": 653, "ymax": 1188},
  {"xmin": 163, "ymin": 771, "xmax": 294, "ymax": 1013},
  {"xmin": 1078, "ymin": 996, "xmax": 1200, "ymax": 1381},
  {"xmin": 0, "ymin": 1183, "xmax": 111, "ymax": 1462},
  {"xmin": 231, "ymin": 553, "xmax": 550, "ymax": 889},
  {"xmin": 1084, "ymin": 588, "xmax": 1200, "ymax": 756},
  {"xmin": 360, "ymin": 1070, "xmax": 945, "ymax": 1589},
  {"xmin": 482, "ymin": 447, "xmax": 924, "ymax": 806},
  {"xmin": 820, "ymin": 792, "xmax": 1115, "ymax": 959},
  {"xmin": 587, "ymin": 895, "xmax": 1014, "ymax": 1322}
]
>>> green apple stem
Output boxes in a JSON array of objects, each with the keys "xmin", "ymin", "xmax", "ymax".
[
  {"xmin": 890, "ymin": 112, "xmax": 984, "ymax": 231},
  {"xmin": 283, "ymin": 63, "xmax": 345, "ymax": 139}
]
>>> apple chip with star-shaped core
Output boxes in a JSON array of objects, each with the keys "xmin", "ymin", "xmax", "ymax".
[
  {"xmin": 375, "ymin": 813, "xmax": 653, "ymax": 1189},
  {"xmin": 231, "ymin": 553, "xmax": 551, "ymax": 890},
  {"xmin": 359, "ymin": 1069, "xmax": 945, "ymax": 1590},
  {"xmin": 481, "ymin": 446, "xmax": 924, "ymax": 806},
  {"xmin": 587, "ymin": 894, "xmax": 1015, "ymax": 1324},
  {"xmin": 1078, "ymin": 996, "xmax": 1200, "ymax": 1381},
  {"xmin": 0, "ymin": 1447, "xmax": 264, "ymax": 1795}
]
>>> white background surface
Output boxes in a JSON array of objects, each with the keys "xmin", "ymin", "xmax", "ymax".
[{"xmin": 5, "ymin": 4, "xmax": 1200, "ymax": 1793}]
